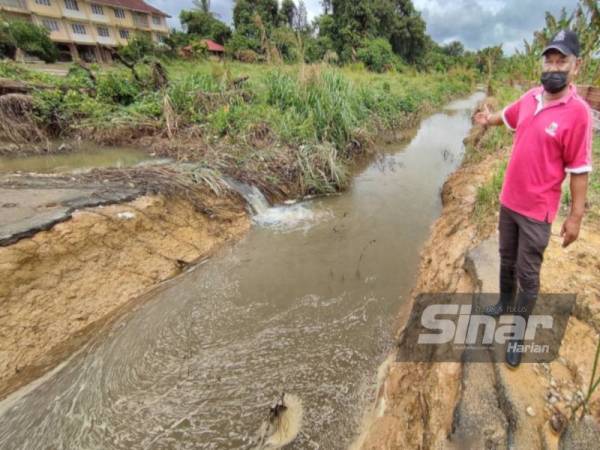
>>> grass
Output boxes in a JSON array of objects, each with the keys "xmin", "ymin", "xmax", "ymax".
[
  {"xmin": 587, "ymin": 137, "xmax": 600, "ymax": 221},
  {"xmin": 474, "ymin": 160, "xmax": 507, "ymax": 220},
  {"xmin": 0, "ymin": 59, "xmax": 475, "ymax": 196}
]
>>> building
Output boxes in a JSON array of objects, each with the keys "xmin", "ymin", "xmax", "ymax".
[
  {"xmin": 201, "ymin": 39, "xmax": 224, "ymax": 55},
  {"xmin": 0, "ymin": 0, "xmax": 170, "ymax": 63}
]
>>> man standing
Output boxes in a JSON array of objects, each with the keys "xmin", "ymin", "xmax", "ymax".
[{"xmin": 474, "ymin": 30, "xmax": 593, "ymax": 368}]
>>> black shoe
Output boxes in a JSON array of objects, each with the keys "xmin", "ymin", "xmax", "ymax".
[{"xmin": 505, "ymin": 339, "xmax": 524, "ymax": 368}]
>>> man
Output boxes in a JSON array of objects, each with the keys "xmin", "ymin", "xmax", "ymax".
[{"xmin": 473, "ymin": 30, "xmax": 593, "ymax": 369}]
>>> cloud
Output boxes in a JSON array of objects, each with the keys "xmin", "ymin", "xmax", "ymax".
[
  {"xmin": 147, "ymin": 0, "xmax": 581, "ymax": 54},
  {"xmin": 413, "ymin": 0, "xmax": 580, "ymax": 54}
]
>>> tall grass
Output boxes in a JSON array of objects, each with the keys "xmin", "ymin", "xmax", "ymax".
[
  {"xmin": 4, "ymin": 59, "xmax": 475, "ymax": 195},
  {"xmin": 474, "ymin": 160, "xmax": 507, "ymax": 220}
]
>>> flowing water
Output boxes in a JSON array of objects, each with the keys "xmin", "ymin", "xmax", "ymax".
[
  {"xmin": 0, "ymin": 92, "xmax": 485, "ymax": 449},
  {"xmin": 0, "ymin": 142, "xmax": 157, "ymax": 174}
]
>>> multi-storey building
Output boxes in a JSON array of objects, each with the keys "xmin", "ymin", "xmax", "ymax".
[{"xmin": 0, "ymin": 0, "xmax": 170, "ymax": 63}]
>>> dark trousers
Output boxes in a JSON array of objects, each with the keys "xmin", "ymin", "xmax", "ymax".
[{"xmin": 498, "ymin": 205, "xmax": 552, "ymax": 297}]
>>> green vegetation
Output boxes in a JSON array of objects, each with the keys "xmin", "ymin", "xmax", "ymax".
[
  {"xmin": 474, "ymin": 161, "xmax": 507, "ymax": 220},
  {"xmin": 0, "ymin": 18, "xmax": 57, "ymax": 62},
  {"xmin": 588, "ymin": 138, "xmax": 600, "ymax": 220},
  {"xmin": 0, "ymin": 58, "xmax": 473, "ymax": 194}
]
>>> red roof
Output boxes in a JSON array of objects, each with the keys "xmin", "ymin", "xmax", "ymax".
[
  {"xmin": 96, "ymin": 0, "xmax": 170, "ymax": 17},
  {"xmin": 202, "ymin": 39, "xmax": 225, "ymax": 53}
]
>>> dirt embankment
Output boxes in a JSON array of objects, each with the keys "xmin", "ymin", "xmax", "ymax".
[
  {"xmin": 0, "ymin": 189, "xmax": 250, "ymax": 400},
  {"xmin": 353, "ymin": 112, "xmax": 600, "ymax": 449}
]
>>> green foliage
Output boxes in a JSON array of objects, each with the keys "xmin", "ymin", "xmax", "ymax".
[
  {"xmin": 474, "ymin": 161, "xmax": 507, "ymax": 219},
  {"xmin": 279, "ymin": 0, "xmax": 296, "ymax": 28},
  {"xmin": 304, "ymin": 35, "xmax": 335, "ymax": 63},
  {"xmin": 0, "ymin": 15, "xmax": 15, "ymax": 59},
  {"xmin": 270, "ymin": 27, "xmax": 299, "ymax": 62},
  {"xmin": 317, "ymin": 0, "xmax": 427, "ymax": 65},
  {"xmin": 118, "ymin": 33, "xmax": 157, "ymax": 64},
  {"xmin": 357, "ymin": 38, "xmax": 395, "ymax": 72},
  {"xmin": 2, "ymin": 19, "xmax": 57, "ymax": 62},
  {"xmin": 180, "ymin": 8, "xmax": 231, "ymax": 44},
  {"xmin": 96, "ymin": 70, "xmax": 141, "ymax": 105},
  {"xmin": 225, "ymin": 32, "xmax": 261, "ymax": 55}
]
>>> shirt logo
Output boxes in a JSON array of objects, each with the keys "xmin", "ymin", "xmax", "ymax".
[{"xmin": 545, "ymin": 121, "xmax": 559, "ymax": 136}]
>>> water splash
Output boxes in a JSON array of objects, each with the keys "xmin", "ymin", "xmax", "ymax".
[
  {"xmin": 224, "ymin": 178, "xmax": 271, "ymax": 215},
  {"xmin": 253, "ymin": 203, "xmax": 332, "ymax": 232}
]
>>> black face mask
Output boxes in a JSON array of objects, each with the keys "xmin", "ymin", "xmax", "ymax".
[{"xmin": 541, "ymin": 71, "xmax": 569, "ymax": 94}]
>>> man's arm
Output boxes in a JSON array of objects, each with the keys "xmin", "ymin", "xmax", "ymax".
[
  {"xmin": 474, "ymin": 104, "xmax": 506, "ymax": 127},
  {"xmin": 561, "ymin": 173, "xmax": 588, "ymax": 247}
]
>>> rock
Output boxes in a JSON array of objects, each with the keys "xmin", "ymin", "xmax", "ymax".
[
  {"xmin": 117, "ymin": 211, "xmax": 136, "ymax": 220},
  {"xmin": 551, "ymin": 412, "xmax": 568, "ymax": 435},
  {"xmin": 559, "ymin": 415, "xmax": 600, "ymax": 449},
  {"xmin": 527, "ymin": 406, "xmax": 536, "ymax": 417}
]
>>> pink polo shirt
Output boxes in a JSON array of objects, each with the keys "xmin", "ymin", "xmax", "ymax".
[{"xmin": 500, "ymin": 84, "xmax": 593, "ymax": 223}]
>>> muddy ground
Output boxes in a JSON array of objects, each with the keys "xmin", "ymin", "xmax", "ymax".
[
  {"xmin": 0, "ymin": 173, "xmax": 250, "ymax": 399},
  {"xmin": 354, "ymin": 119, "xmax": 600, "ymax": 449}
]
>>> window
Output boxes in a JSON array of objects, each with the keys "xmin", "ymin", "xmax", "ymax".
[
  {"xmin": 156, "ymin": 34, "xmax": 166, "ymax": 44},
  {"xmin": 64, "ymin": 0, "xmax": 78, "ymax": 11},
  {"xmin": 35, "ymin": 0, "xmax": 52, "ymax": 6},
  {"xmin": 42, "ymin": 18, "xmax": 59, "ymax": 32},
  {"xmin": 152, "ymin": 15, "xmax": 161, "ymax": 25},
  {"xmin": 97, "ymin": 26, "xmax": 109, "ymax": 37},
  {"xmin": 71, "ymin": 23, "xmax": 86, "ymax": 34},
  {"xmin": 119, "ymin": 29, "xmax": 129, "ymax": 39},
  {"xmin": 114, "ymin": 8, "xmax": 125, "ymax": 19},
  {"xmin": 90, "ymin": 3, "xmax": 103, "ymax": 15}
]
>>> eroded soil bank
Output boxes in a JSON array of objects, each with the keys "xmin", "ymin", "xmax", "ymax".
[
  {"xmin": 0, "ymin": 187, "xmax": 250, "ymax": 399},
  {"xmin": 354, "ymin": 111, "xmax": 600, "ymax": 449}
]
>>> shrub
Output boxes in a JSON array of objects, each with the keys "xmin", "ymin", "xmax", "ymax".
[
  {"xmin": 96, "ymin": 70, "xmax": 140, "ymax": 105},
  {"xmin": 235, "ymin": 49, "xmax": 259, "ymax": 63},
  {"xmin": 4, "ymin": 20, "xmax": 57, "ymax": 62},
  {"xmin": 118, "ymin": 33, "xmax": 157, "ymax": 63},
  {"xmin": 356, "ymin": 38, "xmax": 394, "ymax": 73}
]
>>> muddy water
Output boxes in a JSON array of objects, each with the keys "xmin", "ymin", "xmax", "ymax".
[
  {"xmin": 0, "ymin": 92, "xmax": 485, "ymax": 449},
  {"xmin": 0, "ymin": 142, "xmax": 153, "ymax": 173}
]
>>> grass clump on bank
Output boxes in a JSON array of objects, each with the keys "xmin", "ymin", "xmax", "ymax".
[{"xmin": 1, "ymin": 59, "xmax": 474, "ymax": 196}]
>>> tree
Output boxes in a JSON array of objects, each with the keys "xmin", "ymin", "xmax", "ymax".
[
  {"xmin": 231, "ymin": 0, "xmax": 280, "ymax": 56},
  {"xmin": 357, "ymin": 38, "xmax": 395, "ymax": 72},
  {"xmin": 443, "ymin": 41, "xmax": 464, "ymax": 58},
  {"xmin": 179, "ymin": 7, "xmax": 231, "ymax": 44},
  {"xmin": 383, "ymin": 0, "xmax": 427, "ymax": 64},
  {"xmin": 323, "ymin": 0, "xmax": 427, "ymax": 64},
  {"xmin": 193, "ymin": 0, "xmax": 211, "ymax": 14},
  {"xmin": 280, "ymin": 0, "xmax": 296, "ymax": 28},
  {"xmin": 294, "ymin": 1, "xmax": 309, "ymax": 32},
  {"xmin": 118, "ymin": 32, "xmax": 156, "ymax": 63},
  {"xmin": 2, "ymin": 19, "xmax": 57, "ymax": 62}
]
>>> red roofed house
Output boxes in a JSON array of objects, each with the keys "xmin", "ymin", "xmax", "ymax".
[{"xmin": 201, "ymin": 39, "xmax": 224, "ymax": 54}]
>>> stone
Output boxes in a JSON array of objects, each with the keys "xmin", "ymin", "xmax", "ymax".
[{"xmin": 527, "ymin": 406, "xmax": 536, "ymax": 417}]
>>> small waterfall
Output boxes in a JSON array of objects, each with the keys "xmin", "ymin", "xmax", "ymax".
[{"xmin": 224, "ymin": 177, "xmax": 271, "ymax": 215}]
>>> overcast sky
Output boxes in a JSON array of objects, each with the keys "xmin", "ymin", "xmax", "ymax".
[{"xmin": 146, "ymin": 0, "xmax": 580, "ymax": 54}]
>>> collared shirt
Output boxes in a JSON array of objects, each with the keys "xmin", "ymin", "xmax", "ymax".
[{"xmin": 500, "ymin": 83, "xmax": 593, "ymax": 223}]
